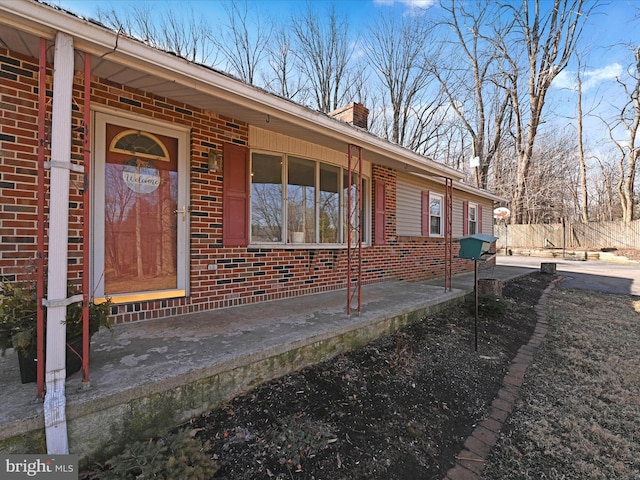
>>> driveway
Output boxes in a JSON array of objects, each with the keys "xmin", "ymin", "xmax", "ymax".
[{"xmin": 496, "ymin": 255, "xmax": 640, "ymax": 296}]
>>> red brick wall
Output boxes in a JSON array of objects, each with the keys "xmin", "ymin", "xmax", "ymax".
[
  {"xmin": 370, "ymin": 165, "xmax": 473, "ymax": 282},
  {"xmin": 1, "ymin": 46, "xmax": 483, "ymax": 325},
  {"xmin": 1, "ymin": 48, "xmax": 48, "ymax": 283}
]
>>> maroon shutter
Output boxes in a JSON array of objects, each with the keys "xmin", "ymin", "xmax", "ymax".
[
  {"xmin": 463, "ymin": 200, "xmax": 469, "ymax": 236},
  {"xmin": 374, "ymin": 181, "xmax": 386, "ymax": 245},
  {"xmin": 478, "ymin": 204, "xmax": 483, "ymax": 234},
  {"xmin": 223, "ymin": 143, "xmax": 249, "ymax": 247},
  {"xmin": 421, "ymin": 191, "xmax": 429, "ymax": 236}
]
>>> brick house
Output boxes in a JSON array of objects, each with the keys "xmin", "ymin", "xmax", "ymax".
[{"xmin": 0, "ymin": 0, "xmax": 503, "ymax": 327}]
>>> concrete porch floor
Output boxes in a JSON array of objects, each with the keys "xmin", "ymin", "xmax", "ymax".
[{"xmin": 0, "ymin": 264, "xmax": 535, "ymax": 463}]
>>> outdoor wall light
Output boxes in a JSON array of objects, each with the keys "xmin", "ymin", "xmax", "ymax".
[{"xmin": 208, "ymin": 149, "xmax": 223, "ymax": 173}]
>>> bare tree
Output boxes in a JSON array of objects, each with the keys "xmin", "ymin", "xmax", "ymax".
[
  {"xmin": 502, "ymin": 0, "xmax": 592, "ymax": 224},
  {"xmin": 364, "ymin": 13, "xmax": 437, "ymax": 147},
  {"xmin": 290, "ymin": 3, "xmax": 352, "ymax": 112},
  {"xmin": 209, "ymin": 0, "xmax": 272, "ymax": 84},
  {"xmin": 431, "ymin": 0, "xmax": 514, "ymax": 189},
  {"xmin": 490, "ymin": 132, "xmax": 572, "ymax": 224},
  {"xmin": 97, "ymin": 3, "xmax": 216, "ymax": 64},
  {"xmin": 575, "ymin": 58, "xmax": 590, "ymax": 222},
  {"xmin": 590, "ymin": 154, "xmax": 621, "ymax": 221},
  {"xmin": 264, "ymin": 26, "xmax": 306, "ymax": 99},
  {"xmin": 406, "ymin": 99, "xmax": 458, "ymax": 158},
  {"xmin": 422, "ymin": 114, "xmax": 469, "ymax": 171},
  {"xmin": 606, "ymin": 45, "xmax": 640, "ymax": 222},
  {"xmin": 520, "ymin": 130, "xmax": 578, "ymax": 224}
]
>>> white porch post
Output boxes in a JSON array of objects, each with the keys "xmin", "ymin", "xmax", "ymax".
[{"xmin": 44, "ymin": 31, "xmax": 74, "ymax": 455}]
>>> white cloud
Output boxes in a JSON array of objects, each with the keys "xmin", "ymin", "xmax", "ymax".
[
  {"xmin": 584, "ymin": 64, "xmax": 623, "ymax": 88},
  {"xmin": 373, "ymin": 0, "xmax": 436, "ymax": 13},
  {"xmin": 553, "ymin": 63, "xmax": 623, "ymax": 92}
]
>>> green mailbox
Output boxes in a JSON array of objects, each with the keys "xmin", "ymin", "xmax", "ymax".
[
  {"xmin": 456, "ymin": 233, "xmax": 498, "ymax": 261},
  {"xmin": 455, "ymin": 233, "xmax": 498, "ymax": 352}
]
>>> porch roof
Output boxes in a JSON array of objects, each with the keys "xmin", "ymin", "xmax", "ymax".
[{"xmin": 0, "ymin": 0, "xmax": 501, "ymax": 195}]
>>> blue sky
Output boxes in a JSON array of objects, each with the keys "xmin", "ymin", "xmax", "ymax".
[
  {"xmin": 51, "ymin": 0, "xmax": 437, "ymax": 50},
  {"xmin": 49, "ymin": 0, "xmax": 640, "ymax": 150},
  {"xmin": 51, "ymin": 0, "xmax": 640, "ymax": 91},
  {"xmin": 54, "ymin": 0, "xmax": 437, "ymax": 16},
  {"xmin": 52, "ymin": 0, "xmax": 434, "ymax": 22}
]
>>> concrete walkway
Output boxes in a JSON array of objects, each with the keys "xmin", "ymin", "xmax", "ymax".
[{"xmin": 0, "ymin": 263, "xmax": 535, "ymax": 463}]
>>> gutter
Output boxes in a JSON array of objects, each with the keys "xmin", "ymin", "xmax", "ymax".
[{"xmin": 43, "ymin": 30, "xmax": 74, "ymax": 455}]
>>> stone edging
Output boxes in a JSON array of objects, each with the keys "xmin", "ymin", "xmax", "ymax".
[{"xmin": 443, "ymin": 276, "xmax": 562, "ymax": 480}]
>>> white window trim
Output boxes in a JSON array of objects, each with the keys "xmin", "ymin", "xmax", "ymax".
[
  {"xmin": 468, "ymin": 202, "xmax": 478, "ymax": 235},
  {"xmin": 429, "ymin": 192, "xmax": 444, "ymax": 237}
]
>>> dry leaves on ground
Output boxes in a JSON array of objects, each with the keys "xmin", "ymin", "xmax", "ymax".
[{"xmin": 483, "ymin": 288, "xmax": 640, "ymax": 480}]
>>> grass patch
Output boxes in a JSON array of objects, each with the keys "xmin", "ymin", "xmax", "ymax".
[{"xmin": 483, "ymin": 288, "xmax": 640, "ymax": 479}]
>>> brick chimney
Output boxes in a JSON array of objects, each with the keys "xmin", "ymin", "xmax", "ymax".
[{"xmin": 329, "ymin": 102, "xmax": 369, "ymax": 130}]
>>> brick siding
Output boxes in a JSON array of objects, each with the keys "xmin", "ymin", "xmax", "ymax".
[{"xmin": 1, "ymin": 47, "xmax": 483, "ymax": 325}]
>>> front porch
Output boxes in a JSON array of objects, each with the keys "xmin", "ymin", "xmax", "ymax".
[{"xmin": 0, "ymin": 265, "xmax": 534, "ymax": 465}]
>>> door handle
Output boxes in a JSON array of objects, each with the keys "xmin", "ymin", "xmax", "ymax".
[{"xmin": 174, "ymin": 206, "xmax": 190, "ymax": 221}]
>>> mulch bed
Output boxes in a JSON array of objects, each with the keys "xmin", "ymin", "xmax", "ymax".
[{"xmin": 184, "ymin": 273, "xmax": 552, "ymax": 480}]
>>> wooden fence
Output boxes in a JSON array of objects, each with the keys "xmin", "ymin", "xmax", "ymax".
[{"xmin": 494, "ymin": 220, "xmax": 640, "ymax": 251}]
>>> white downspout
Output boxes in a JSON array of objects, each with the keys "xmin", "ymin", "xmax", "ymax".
[{"xmin": 44, "ymin": 31, "xmax": 74, "ymax": 455}]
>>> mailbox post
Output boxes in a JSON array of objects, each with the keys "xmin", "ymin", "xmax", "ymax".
[{"xmin": 456, "ymin": 234, "xmax": 498, "ymax": 351}]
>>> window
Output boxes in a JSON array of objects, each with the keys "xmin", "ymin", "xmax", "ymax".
[
  {"xmin": 287, "ymin": 157, "xmax": 315, "ymax": 242},
  {"xmin": 468, "ymin": 203, "xmax": 478, "ymax": 235},
  {"xmin": 320, "ymin": 164, "xmax": 340, "ymax": 243},
  {"xmin": 343, "ymin": 170, "xmax": 369, "ymax": 244},
  {"xmin": 250, "ymin": 152, "xmax": 368, "ymax": 245},
  {"xmin": 111, "ymin": 130, "xmax": 170, "ymax": 160},
  {"xmin": 429, "ymin": 193, "xmax": 444, "ymax": 236},
  {"xmin": 251, "ymin": 153, "xmax": 283, "ymax": 242}
]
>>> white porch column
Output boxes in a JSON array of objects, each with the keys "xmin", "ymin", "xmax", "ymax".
[{"xmin": 44, "ymin": 31, "xmax": 74, "ymax": 455}]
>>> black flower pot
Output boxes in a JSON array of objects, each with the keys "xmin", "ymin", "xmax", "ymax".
[{"xmin": 17, "ymin": 335, "xmax": 85, "ymax": 384}]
